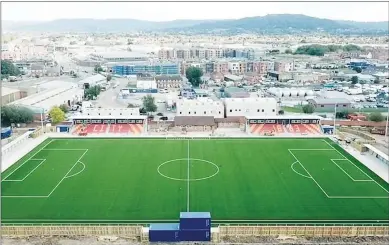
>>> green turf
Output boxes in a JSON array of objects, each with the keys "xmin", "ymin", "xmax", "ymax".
[{"xmin": 1, "ymin": 138, "xmax": 389, "ymax": 225}]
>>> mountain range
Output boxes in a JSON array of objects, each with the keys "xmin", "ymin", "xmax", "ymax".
[{"xmin": 4, "ymin": 14, "xmax": 388, "ymax": 34}]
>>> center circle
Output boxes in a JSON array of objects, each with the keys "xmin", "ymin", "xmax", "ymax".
[{"xmin": 157, "ymin": 158, "xmax": 219, "ymax": 181}]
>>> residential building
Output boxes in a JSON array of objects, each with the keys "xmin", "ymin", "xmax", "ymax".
[
  {"xmin": 274, "ymin": 61, "xmax": 293, "ymax": 72},
  {"xmin": 155, "ymin": 75, "xmax": 183, "ymax": 89},
  {"xmin": 30, "ymin": 64, "xmax": 45, "ymax": 77}
]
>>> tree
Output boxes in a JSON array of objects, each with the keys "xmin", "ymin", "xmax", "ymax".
[
  {"xmin": 142, "ymin": 95, "xmax": 157, "ymax": 114},
  {"xmin": 302, "ymin": 104, "xmax": 315, "ymax": 114},
  {"xmin": 139, "ymin": 107, "xmax": 147, "ymax": 114},
  {"xmin": 94, "ymin": 65, "xmax": 103, "ymax": 73},
  {"xmin": 1, "ymin": 60, "xmax": 21, "ymax": 77},
  {"xmin": 336, "ymin": 110, "xmax": 349, "ymax": 119},
  {"xmin": 49, "ymin": 106, "xmax": 65, "ymax": 124},
  {"xmin": 351, "ymin": 76, "xmax": 359, "ymax": 84},
  {"xmin": 84, "ymin": 85, "xmax": 101, "ymax": 100},
  {"xmin": 354, "ymin": 67, "xmax": 362, "ymax": 73},
  {"xmin": 284, "ymin": 49, "xmax": 292, "ymax": 54},
  {"xmin": 106, "ymin": 74, "xmax": 112, "ymax": 82},
  {"xmin": 374, "ymin": 78, "xmax": 380, "ymax": 84},
  {"xmin": 127, "ymin": 103, "xmax": 136, "ymax": 108},
  {"xmin": 369, "ymin": 112, "xmax": 384, "ymax": 122},
  {"xmin": 59, "ymin": 104, "xmax": 69, "ymax": 113},
  {"xmin": 278, "ymin": 110, "xmax": 285, "ymax": 115},
  {"xmin": 1, "ymin": 105, "xmax": 34, "ymax": 126},
  {"xmin": 186, "ymin": 67, "xmax": 203, "ymax": 87}
]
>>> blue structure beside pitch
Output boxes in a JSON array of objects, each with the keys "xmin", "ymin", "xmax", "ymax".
[{"xmin": 149, "ymin": 212, "xmax": 211, "ymax": 242}]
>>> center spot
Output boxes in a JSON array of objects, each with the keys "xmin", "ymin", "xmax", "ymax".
[{"xmin": 157, "ymin": 158, "xmax": 219, "ymax": 181}]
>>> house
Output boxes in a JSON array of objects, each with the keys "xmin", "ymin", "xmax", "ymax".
[{"xmin": 30, "ymin": 64, "xmax": 45, "ymax": 77}]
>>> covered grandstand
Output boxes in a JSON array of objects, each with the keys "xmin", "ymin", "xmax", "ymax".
[{"xmin": 246, "ymin": 115, "xmax": 323, "ymax": 135}]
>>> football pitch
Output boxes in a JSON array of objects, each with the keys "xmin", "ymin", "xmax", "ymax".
[{"xmin": 1, "ymin": 138, "xmax": 389, "ymax": 225}]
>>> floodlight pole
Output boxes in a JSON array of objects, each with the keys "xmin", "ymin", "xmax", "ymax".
[
  {"xmin": 333, "ymin": 103, "xmax": 337, "ymax": 135},
  {"xmin": 41, "ymin": 108, "xmax": 44, "ymax": 131},
  {"xmin": 385, "ymin": 105, "xmax": 389, "ymax": 140}
]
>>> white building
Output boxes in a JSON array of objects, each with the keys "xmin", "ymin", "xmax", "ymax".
[
  {"xmin": 176, "ymin": 98, "xmax": 224, "ymax": 118},
  {"xmin": 136, "ymin": 79, "xmax": 157, "ymax": 89},
  {"xmin": 78, "ymin": 74, "xmax": 106, "ymax": 88},
  {"xmin": 224, "ymin": 98, "xmax": 278, "ymax": 117},
  {"xmin": 228, "ymin": 62, "xmax": 240, "ymax": 73}
]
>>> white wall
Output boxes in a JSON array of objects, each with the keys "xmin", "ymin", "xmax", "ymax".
[
  {"xmin": 137, "ymin": 80, "xmax": 157, "ymax": 89},
  {"xmin": 224, "ymin": 98, "xmax": 278, "ymax": 117},
  {"xmin": 176, "ymin": 99, "xmax": 224, "ymax": 118}
]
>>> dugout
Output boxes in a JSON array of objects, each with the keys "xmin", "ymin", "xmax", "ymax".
[
  {"xmin": 71, "ymin": 115, "xmax": 148, "ymax": 133},
  {"xmin": 362, "ymin": 144, "xmax": 389, "ymax": 166},
  {"xmin": 56, "ymin": 125, "xmax": 71, "ymax": 133}
]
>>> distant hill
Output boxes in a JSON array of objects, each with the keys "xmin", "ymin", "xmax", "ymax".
[
  {"xmin": 7, "ymin": 19, "xmax": 213, "ymax": 32},
  {"xmin": 336, "ymin": 20, "xmax": 388, "ymax": 31},
  {"xmin": 182, "ymin": 14, "xmax": 349, "ymax": 32},
  {"xmin": 4, "ymin": 14, "xmax": 388, "ymax": 34}
]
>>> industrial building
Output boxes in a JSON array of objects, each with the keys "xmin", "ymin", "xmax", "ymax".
[
  {"xmin": 2, "ymin": 87, "xmax": 25, "ymax": 105},
  {"xmin": 78, "ymin": 74, "xmax": 106, "ymax": 88},
  {"xmin": 90, "ymin": 51, "xmax": 149, "ymax": 63},
  {"xmin": 176, "ymin": 99, "xmax": 224, "ymax": 118},
  {"xmin": 307, "ymin": 98, "xmax": 352, "ymax": 109},
  {"xmin": 224, "ymin": 98, "xmax": 278, "ymax": 117},
  {"xmin": 112, "ymin": 62, "xmax": 179, "ymax": 76}
]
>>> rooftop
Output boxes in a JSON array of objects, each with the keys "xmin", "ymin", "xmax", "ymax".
[
  {"xmin": 309, "ymin": 98, "xmax": 351, "ymax": 104},
  {"xmin": 149, "ymin": 223, "xmax": 180, "ymax": 231},
  {"xmin": 94, "ymin": 51, "xmax": 148, "ymax": 59},
  {"xmin": 180, "ymin": 212, "xmax": 211, "ymax": 218},
  {"xmin": 2, "ymin": 87, "xmax": 20, "ymax": 97},
  {"xmin": 78, "ymin": 74, "xmax": 106, "ymax": 85}
]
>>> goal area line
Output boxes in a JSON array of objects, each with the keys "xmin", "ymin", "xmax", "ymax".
[
  {"xmin": 2, "ymin": 147, "xmax": 88, "ymax": 198},
  {"xmin": 289, "ymin": 148, "xmax": 389, "ymax": 199}
]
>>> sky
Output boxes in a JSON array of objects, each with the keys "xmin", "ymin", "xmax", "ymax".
[{"xmin": 2, "ymin": 1, "xmax": 389, "ymax": 22}]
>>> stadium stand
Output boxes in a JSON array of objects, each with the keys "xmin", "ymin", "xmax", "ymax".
[
  {"xmin": 247, "ymin": 116, "xmax": 323, "ymax": 135},
  {"xmin": 108, "ymin": 124, "xmax": 144, "ymax": 134}
]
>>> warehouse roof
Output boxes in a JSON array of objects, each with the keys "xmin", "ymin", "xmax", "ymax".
[
  {"xmin": 308, "ymin": 98, "xmax": 351, "ymax": 105},
  {"xmin": 2, "ymin": 87, "xmax": 20, "ymax": 97},
  {"xmin": 224, "ymin": 74, "xmax": 243, "ymax": 81},
  {"xmin": 78, "ymin": 74, "xmax": 106, "ymax": 85}
]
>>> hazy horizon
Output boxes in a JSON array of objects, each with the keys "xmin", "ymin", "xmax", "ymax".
[{"xmin": 2, "ymin": 1, "xmax": 388, "ymax": 22}]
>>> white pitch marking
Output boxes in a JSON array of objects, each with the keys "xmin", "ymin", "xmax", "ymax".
[
  {"xmin": 2, "ymin": 140, "xmax": 54, "ymax": 181},
  {"xmin": 322, "ymin": 139, "xmax": 389, "ymax": 194},
  {"xmin": 64, "ymin": 161, "xmax": 86, "ymax": 179},
  {"xmin": 288, "ymin": 149, "xmax": 330, "ymax": 198},
  {"xmin": 46, "ymin": 149, "xmax": 89, "ymax": 197},
  {"xmin": 187, "ymin": 139, "xmax": 190, "ymax": 212},
  {"xmin": 3, "ymin": 159, "xmax": 46, "ymax": 181},
  {"xmin": 290, "ymin": 161, "xmax": 311, "ymax": 179}
]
